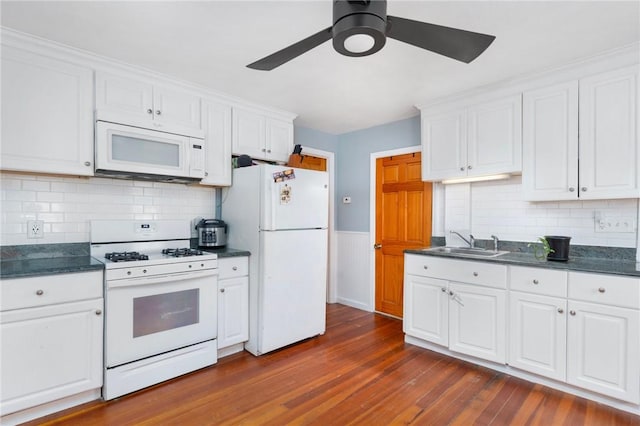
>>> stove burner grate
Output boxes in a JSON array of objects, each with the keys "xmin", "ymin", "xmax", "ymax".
[
  {"xmin": 105, "ymin": 251, "xmax": 149, "ymax": 262},
  {"xmin": 162, "ymin": 248, "xmax": 204, "ymax": 257}
]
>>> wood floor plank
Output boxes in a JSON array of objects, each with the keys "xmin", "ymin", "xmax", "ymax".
[{"xmin": 22, "ymin": 304, "xmax": 639, "ymax": 426}]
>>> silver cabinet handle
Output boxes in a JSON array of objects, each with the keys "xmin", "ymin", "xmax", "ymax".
[
  {"xmin": 267, "ymin": 149, "xmax": 272, "ymax": 153},
  {"xmin": 448, "ymin": 290, "xmax": 454, "ymax": 296},
  {"xmin": 232, "ymin": 266, "xmax": 238, "ymax": 271},
  {"xmin": 84, "ymin": 161, "xmax": 91, "ymax": 166},
  {"xmin": 533, "ymin": 279, "xmax": 539, "ymax": 284},
  {"xmin": 473, "ymin": 272, "xmax": 478, "ymax": 277},
  {"xmin": 570, "ymin": 310, "xmax": 576, "ymax": 316},
  {"xmin": 127, "ymin": 271, "xmax": 132, "ymax": 275},
  {"xmin": 36, "ymin": 289, "xmax": 44, "ymax": 296},
  {"xmin": 569, "ymin": 187, "xmax": 575, "ymax": 192},
  {"xmin": 205, "ymin": 172, "xmax": 209, "ymax": 176},
  {"xmin": 201, "ymin": 263, "xmax": 205, "ymax": 267},
  {"xmin": 155, "ymin": 110, "xmax": 161, "ymax": 115},
  {"xmin": 188, "ymin": 265, "xmax": 193, "ymax": 268},
  {"xmin": 441, "ymin": 287, "xmax": 447, "ymax": 293},
  {"xmin": 598, "ymin": 287, "xmax": 606, "ymax": 293},
  {"xmin": 262, "ymin": 148, "xmax": 266, "ymax": 152},
  {"xmin": 423, "ymin": 265, "xmax": 428, "ymax": 270},
  {"xmin": 459, "ymin": 167, "xmax": 465, "ymax": 171},
  {"xmin": 95, "ymin": 309, "xmax": 102, "ymax": 316},
  {"xmin": 220, "ymin": 288, "xmax": 225, "ymax": 293},
  {"xmin": 581, "ymin": 187, "xmax": 587, "ymax": 192},
  {"xmin": 147, "ymin": 108, "xmax": 153, "ymax": 114},
  {"xmin": 557, "ymin": 308, "xmax": 564, "ymax": 314},
  {"xmin": 467, "ymin": 165, "xmax": 472, "ymax": 170},
  {"xmin": 143, "ymin": 269, "xmax": 147, "ymax": 273}
]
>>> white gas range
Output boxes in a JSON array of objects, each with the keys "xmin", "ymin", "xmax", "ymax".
[{"xmin": 90, "ymin": 220, "xmax": 219, "ymax": 400}]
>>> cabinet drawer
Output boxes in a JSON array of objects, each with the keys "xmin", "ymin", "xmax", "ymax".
[
  {"xmin": 405, "ymin": 255, "xmax": 507, "ymax": 289},
  {"xmin": 569, "ymin": 272, "xmax": 640, "ymax": 309},
  {"xmin": 218, "ymin": 257, "xmax": 249, "ymax": 279},
  {"xmin": 510, "ymin": 266, "xmax": 568, "ymax": 297},
  {"xmin": 1, "ymin": 270, "xmax": 103, "ymax": 311}
]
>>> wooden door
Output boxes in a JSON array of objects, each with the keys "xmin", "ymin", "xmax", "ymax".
[{"xmin": 375, "ymin": 152, "xmax": 432, "ymax": 318}]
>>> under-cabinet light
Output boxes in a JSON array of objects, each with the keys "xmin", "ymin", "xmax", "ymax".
[{"xmin": 441, "ymin": 173, "xmax": 511, "ymax": 185}]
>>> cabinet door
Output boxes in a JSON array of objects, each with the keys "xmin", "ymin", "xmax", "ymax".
[
  {"xmin": 232, "ymin": 108, "xmax": 266, "ymax": 159},
  {"xmin": 522, "ymin": 82, "xmax": 579, "ymax": 201},
  {"xmin": 448, "ymin": 282, "xmax": 506, "ymax": 363},
  {"xmin": 95, "ymin": 71, "xmax": 154, "ymax": 123},
  {"xmin": 153, "ymin": 85, "xmax": 202, "ymax": 133},
  {"xmin": 421, "ymin": 110, "xmax": 467, "ymax": 181},
  {"xmin": 0, "ymin": 299, "xmax": 103, "ymax": 415},
  {"xmin": 217, "ymin": 277, "xmax": 249, "ymax": 349},
  {"xmin": 467, "ymin": 94, "xmax": 522, "ymax": 176},
  {"xmin": 201, "ymin": 100, "xmax": 232, "ymax": 186},
  {"xmin": 567, "ymin": 300, "xmax": 640, "ymax": 404},
  {"xmin": 509, "ymin": 292, "xmax": 567, "ymax": 381},
  {"xmin": 265, "ymin": 118, "xmax": 294, "ymax": 163},
  {"xmin": 403, "ymin": 275, "xmax": 449, "ymax": 346},
  {"xmin": 579, "ymin": 66, "xmax": 639, "ymax": 199},
  {"xmin": 1, "ymin": 46, "xmax": 94, "ymax": 176}
]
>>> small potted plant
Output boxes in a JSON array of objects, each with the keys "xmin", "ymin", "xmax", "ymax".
[{"xmin": 528, "ymin": 237, "xmax": 555, "ymax": 260}]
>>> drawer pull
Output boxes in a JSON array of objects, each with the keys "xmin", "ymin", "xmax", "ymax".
[
  {"xmin": 143, "ymin": 269, "xmax": 148, "ymax": 273},
  {"xmin": 95, "ymin": 309, "xmax": 102, "ymax": 316},
  {"xmin": 232, "ymin": 266, "xmax": 238, "ymax": 271},
  {"xmin": 473, "ymin": 272, "xmax": 478, "ymax": 277},
  {"xmin": 423, "ymin": 265, "xmax": 428, "ymax": 270},
  {"xmin": 127, "ymin": 271, "xmax": 132, "ymax": 275},
  {"xmin": 533, "ymin": 279, "xmax": 539, "ymax": 285},
  {"xmin": 220, "ymin": 288, "xmax": 225, "ymax": 293},
  {"xmin": 557, "ymin": 308, "xmax": 564, "ymax": 314},
  {"xmin": 36, "ymin": 289, "xmax": 44, "ymax": 296},
  {"xmin": 201, "ymin": 263, "xmax": 204, "ymax": 267},
  {"xmin": 598, "ymin": 287, "xmax": 606, "ymax": 293},
  {"xmin": 570, "ymin": 310, "xmax": 576, "ymax": 316},
  {"xmin": 188, "ymin": 265, "xmax": 193, "ymax": 268},
  {"xmin": 441, "ymin": 287, "xmax": 447, "ymax": 293}
]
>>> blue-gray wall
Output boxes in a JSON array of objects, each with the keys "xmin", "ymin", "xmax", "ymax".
[{"xmin": 296, "ymin": 115, "xmax": 421, "ymax": 233}]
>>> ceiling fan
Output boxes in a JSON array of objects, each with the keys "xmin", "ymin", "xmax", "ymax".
[{"xmin": 247, "ymin": 0, "xmax": 496, "ymax": 71}]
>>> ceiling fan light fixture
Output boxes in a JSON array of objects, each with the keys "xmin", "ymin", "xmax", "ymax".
[{"xmin": 343, "ymin": 33, "xmax": 376, "ymax": 54}]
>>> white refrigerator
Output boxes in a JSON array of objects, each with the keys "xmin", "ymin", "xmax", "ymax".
[{"xmin": 222, "ymin": 164, "xmax": 329, "ymax": 355}]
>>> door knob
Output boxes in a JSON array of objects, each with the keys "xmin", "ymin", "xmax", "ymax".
[{"xmin": 373, "ymin": 243, "xmax": 382, "ymax": 249}]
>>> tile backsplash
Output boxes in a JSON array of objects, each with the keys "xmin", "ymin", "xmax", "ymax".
[
  {"xmin": 444, "ymin": 175, "xmax": 639, "ymax": 248},
  {"xmin": 1, "ymin": 172, "xmax": 216, "ymax": 245}
]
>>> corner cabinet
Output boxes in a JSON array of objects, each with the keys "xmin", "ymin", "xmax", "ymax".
[
  {"xmin": 1, "ymin": 45, "xmax": 94, "ymax": 176},
  {"xmin": 232, "ymin": 107, "xmax": 294, "ymax": 163},
  {"xmin": 421, "ymin": 94, "xmax": 522, "ymax": 181},
  {"xmin": 217, "ymin": 256, "xmax": 249, "ymax": 354},
  {"xmin": 522, "ymin": 66, "xmax": 639, "ymax": 200},
  {"xmin": 201, "ymin": 99, "xmax": 232, "ymax": 186},
  {"xmin": 0, "ymin": 271, "xmax": 103, "ymax": 418}
]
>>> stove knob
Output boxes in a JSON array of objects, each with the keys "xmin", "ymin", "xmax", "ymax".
[{"xmin": 127, "ymin": 271, "xmax": 132, "ymax": 275}]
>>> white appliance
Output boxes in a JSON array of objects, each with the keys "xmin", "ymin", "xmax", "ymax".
[
  {"xmin": 95, "ymin": 121, "xmax": 205, "ymax": 183},
  {"xmin": 90, "ymin": 220, "xmax": 218, "ymax": 400},
  {"xmin": 223, "ymin": 165, "xmax": 329, "ymax": 356}
]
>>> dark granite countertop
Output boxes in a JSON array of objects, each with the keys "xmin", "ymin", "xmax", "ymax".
[
  {"xmin": 405, "ymin": 248, "xmax": 640, "ymax": 278},
  {"xmin": 1, "ymin": 255, "xmax": 104, "ymax": 279},
  {"xmin": 203, "ymin": 247, "xmax": 251, "ymax": 258}
]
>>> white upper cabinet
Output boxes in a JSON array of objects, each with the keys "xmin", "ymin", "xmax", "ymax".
[
  {"xmin": 421, "ymin": 94, "xmax": 522, "ymax": 181},
  {"xmin": 579, "ymin": 66, "xmax": 638, "ymax": 199},
  {"xmin": 201, "ymin": 99, "xmax": 232, "ymax": 186},
  {"xmin": 95, "ymin": 71, "xmax": 202, "ymax": 137},
  {"xmin": 232, "ymin": 107, "xmax": 294, "ymax": 163},
  {"xmin": 523, "ymin": 66, "xmax": 638, "ymax": 200},
  {"xmin": 1, "ymin": 45, "xmax": 94, "ymax": 176}
]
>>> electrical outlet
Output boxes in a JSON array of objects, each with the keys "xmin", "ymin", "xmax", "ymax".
[
  {"xmin": 27, "ymin": 220, "xmax": 44, "ymax": 239},
  {"xmin": 594, "ymin": 215, "xmax": 636, "ymax": 233}
]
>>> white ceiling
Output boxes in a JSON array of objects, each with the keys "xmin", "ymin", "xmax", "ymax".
[{"xmin": 2, "ymin": 1, "xmax": 639, "ymax": 134}]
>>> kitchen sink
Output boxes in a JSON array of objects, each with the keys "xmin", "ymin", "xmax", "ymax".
[{"xmin": 422, "ymin": 246, "xmax": 509, "ymax": 258}]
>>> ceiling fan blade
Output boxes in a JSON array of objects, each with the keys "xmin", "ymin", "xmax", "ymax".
[
  {"xmin": 386, "ymin": 16, "xmax": 495, "ymax": 63},
  {"xmin": 247, "ymin": 26, "xmax": 333, "ymax": 71}
]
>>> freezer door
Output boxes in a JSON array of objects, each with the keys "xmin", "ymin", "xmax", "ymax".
[
  {"xmin": 258, "ymin": 229, "xmax": 328, "ymax": 354},
  {"xmin": 261, "ymin": 166, "xmax": 328, "ymax": 230}
]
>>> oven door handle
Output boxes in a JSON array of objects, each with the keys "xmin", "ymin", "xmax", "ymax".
[{"xmin": 107, "ymin": 269, "xmax": 218, "ymax": 289}]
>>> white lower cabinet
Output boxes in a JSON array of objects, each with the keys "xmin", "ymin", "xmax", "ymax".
[
  {"xmin": 403, "ymin": 255, "xmax": 507, "ymax": 364},
  {"xmin": 449, "ymin": 282, "xmax": 506, "ymax": 364},
  {"xmin": 509, "ymin": 291, "xmax": 567, "ymax": 381},
  {"xmin": 0, "ymin": 271, "xmax": 103, "ymax": 418},
  {"xmin": 217, "ymin": 257, "xmax": 249, "ymax": 352}
]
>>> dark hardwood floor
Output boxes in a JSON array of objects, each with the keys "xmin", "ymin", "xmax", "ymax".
[{"xmin": 27, "ymin": 304, "xmax": 639, "ymax": 425}]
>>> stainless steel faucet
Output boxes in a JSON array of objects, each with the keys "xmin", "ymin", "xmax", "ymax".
[
  {"xmin": 491, "ymin": 235, "xmax": 499, "ymax": 252},
  {"xmin": 450, "ymin": 230, "xmax": 474, "ymax": 248}
]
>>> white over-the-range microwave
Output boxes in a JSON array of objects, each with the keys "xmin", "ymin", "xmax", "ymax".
[{"xmin": 95, "ymin": 120, "xmax": 205, "ymax": 183}]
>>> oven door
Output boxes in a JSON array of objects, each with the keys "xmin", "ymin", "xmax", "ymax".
[{"xmin": 105, "ymin": 269, "xmax": 217, "ymax": 368}]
